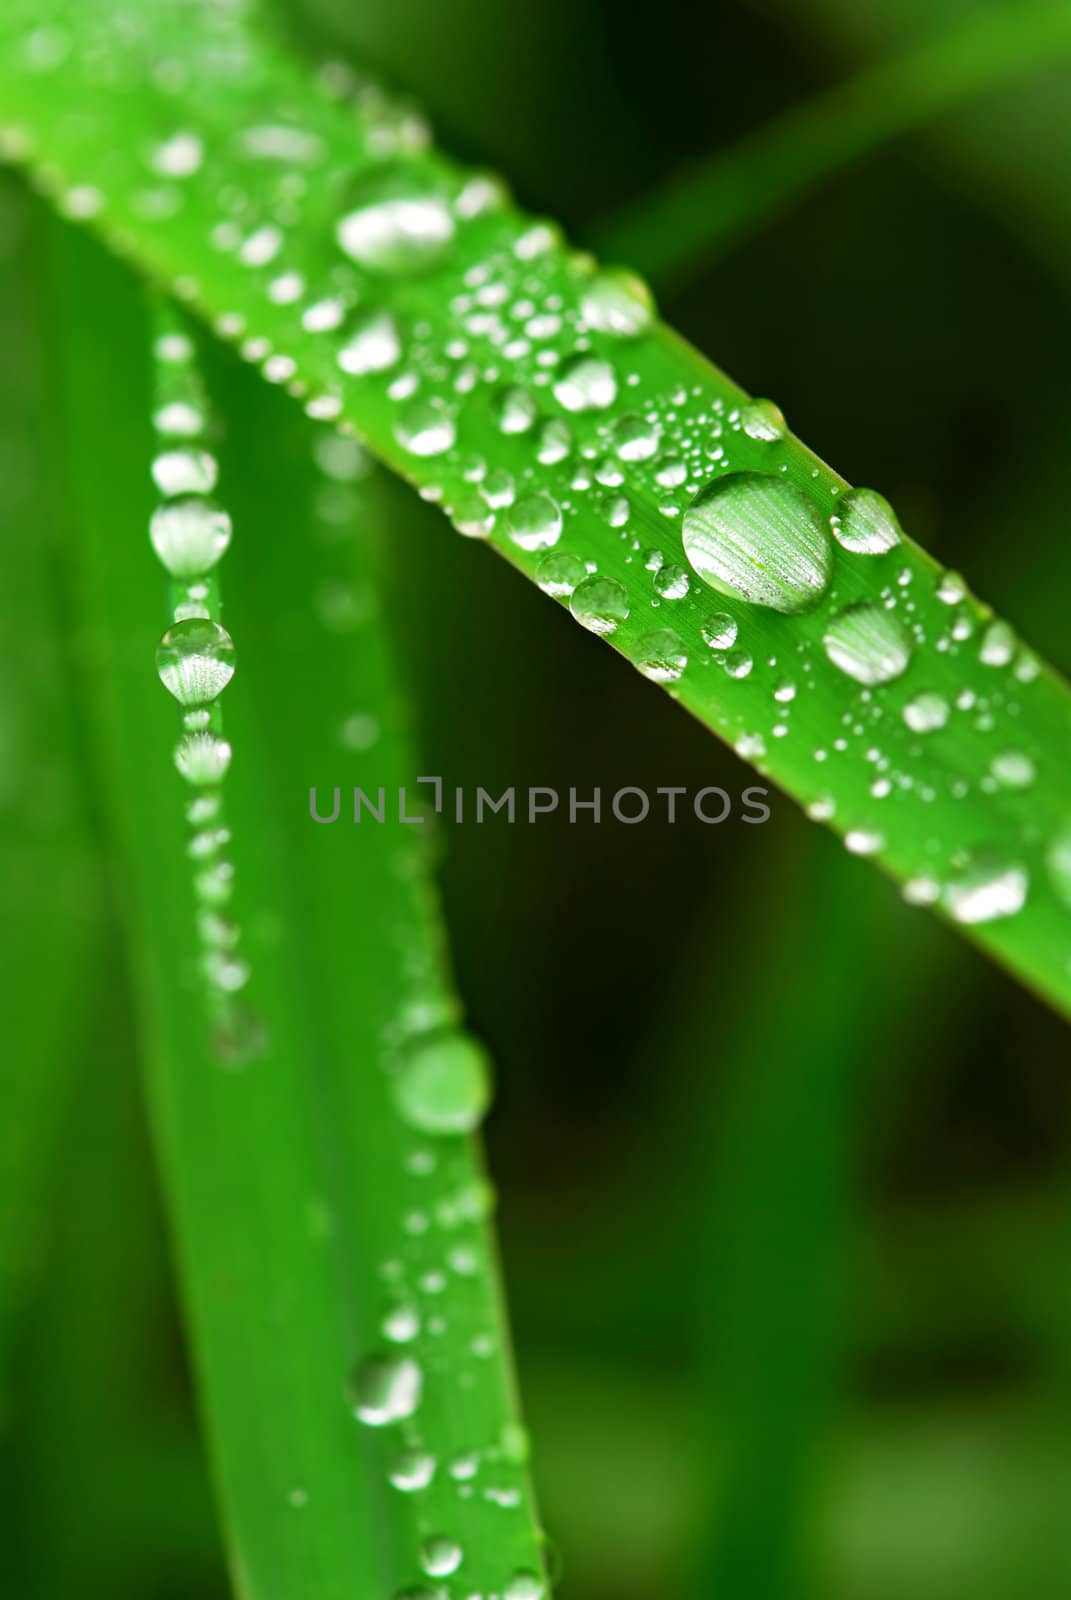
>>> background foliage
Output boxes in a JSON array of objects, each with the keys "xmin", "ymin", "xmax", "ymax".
[{"xmin": 3, "ymin": 2, "xmax": 1071, "ymax": 1598}]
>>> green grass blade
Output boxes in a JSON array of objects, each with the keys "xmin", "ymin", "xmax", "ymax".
[
  {"xmin": 49, "ymin": 220, "xmax": 545, "ymax": 1600},
  {"xmin": 595, "ymin": 1, "xmax": 1071, "ymax": 291},
  {"xmin": 3, "ymin": 0, "xmax": 1070, "ymax": 1019}
]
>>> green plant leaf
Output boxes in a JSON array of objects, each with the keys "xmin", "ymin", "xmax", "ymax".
[
  {"xmin": 3, "ymin": 0, "xmax": 1069, "ymax": 1028},
  {"xmin": 48, "ymin": 218, "xmax": 545, "ymax": 1600}
]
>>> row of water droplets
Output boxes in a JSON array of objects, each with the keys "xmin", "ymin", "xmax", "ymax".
[
  {"xmin": 149, "ymin": 310, "xmax": 259, "ymax": 1059},
  {"xmin": 303, "ymin": 425, "xmax": 548, "ymax": 1594},
  {"xmin": 9, "ymin": 6, "xmax": 1070, "ymax": 942}
]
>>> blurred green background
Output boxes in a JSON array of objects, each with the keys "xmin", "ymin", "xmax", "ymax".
[{"xmin": 4, "ymin": 1, "xmax": 1071, "ymax": 1596}]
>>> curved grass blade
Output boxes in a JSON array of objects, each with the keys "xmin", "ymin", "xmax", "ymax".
[
  {"xmin": 596, "ymin": 1, "xmax": 1071, "ymax": 291},
  {"xmin": 49, "ymin": 220, "xmax": 546, "ymax": 1600},
  {"xmin": 2, "ymin": 0, "xmax": 1070, "ymax": 1018}
]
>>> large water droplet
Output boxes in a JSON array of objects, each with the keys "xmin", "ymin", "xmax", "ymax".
[
  {"xmin": 336, "ymin": 169, "xmax": 454, "ymax": 273},
  {"xmin": 740, "ymin": 399, "xmax": 785, "ymax": 442},
  {"xmin": 150, "ymin": 496, "xmax": 231, "ymax": 578},
  {"xmin": 832, "ymin": 487, "xmax": 902, "ymax": 554},
  {"xmin": 350, "ymin": 1352, "xmax": 423, "ymax": 1425},
  {"xmin": 822, "ymin": 602, "xmax": 911, "ymax": 685},
  {"xmin": 505, "ymin": 492, "xmax": 562, "ymax": 552},
  {"xmin": 156, "ymin": 620, "xmax": 236, "ymax": 705},
  {"xmin": 553, "ymin": 354, "xmax": 618, "ymax": 413},
  {"xmin": 681, "ymin": 472, "xmax": 832, "ymax": 614},
  {"xmin": 393, "ymin": 1030, "xmax": 492, "ymax": 1135}
]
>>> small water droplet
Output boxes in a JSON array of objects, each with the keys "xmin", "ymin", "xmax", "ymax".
[
  {"xmin": 150, "ymin": 496, "xmax": 231, "ymax": 578},
  {"xmin": 156, "ymin": 619, "xmax": 236, "ymax": 705},
  {"xmin": 336, "ymin": 169, "xmax": 454, "ymax": 273},
  {"xmin": 989, "ymin": 749, "xmax": 1035, "ymax": 789},
  {"xmin": 613, "ymin": 412, "xmax": 660, "ymax": 461},
  {"xmin": 570, "ymin": 575, "xmax": 629, "ymax": 635},
  {"xmin": 980, "ymin": 621, "xmax": 1016, "ymax": 667},
  {"xmin": 903, "ymin": 692, "xmax": 949, "ymax": 733},
  {"xmin": 494, "ymin": 384, "xmax": 538, "ymax": 434},
  {"xmin": 395, "ymin": 400, "xmax": 456, "ymax": 457},
  {"xmin": 389, "ymin": 1450, "xmax": 437, "ymax": 1492},
  {"xmin": 504, "ymin": 1573, "xmax": 546, "ymax": 1600},
  {"xmin": 700, "ymin": 613, "xmax": 738, "ymax": 650},
  {"xmin": 338, "ymin": 309, "xmax": 402, "ymax": 375},
  {"xmin": 944, "ymin": 854, "xmax": 1028, "ymax": 923},
  {"xmin": 393, "ymin": 1030, "xmax": 492, "ymax": 1135},
  {"xmin": 823, "ymin": 602, "xmax": 911, "ymax": 685},
  {"xmin": 420, "ymin": 1537, "xmax": 463, "ymax": 1578},
  {"xmin": 151, "ymin": 448, "xmax": 218, "ymax": 497},
  {"xmin": 682, "ymin": 472, "xmax": 832, "ymax": 613},
  {"xmin": 536, "ymin": 550, "xmax": 587, "ymax": 597},
  {"xmin": 740, "ymin": 398, "xmax": 785, "ymax": 441},
  {"xmin": 553, "ymin": 354, "xmax": 618, "ymax": 413},
  {"xmin": 634, "ymin": 629, "xmax": 687, "ymax": 683},
  {"xmin": 350, "ymin": 1352, "xmax": 423, "ymax": 1425},
  {"xmin": 832, "ymin": 487, "xmax": 902, "ymax": 554},
  {"xmin": 505, "ymin": 491, "xmax": 562, "ymax": 552},
  {"xmin": 580, "ymin": 267, "xmax": 653, "ymax": 337},
  {"xmin": 174, "ymin": 731, "xmax": 232, "ymax": 785}
]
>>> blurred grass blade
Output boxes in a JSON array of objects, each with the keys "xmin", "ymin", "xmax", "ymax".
[
  {"xmin": 2, "ymin": 8, "xmax": 1069, "ymax": 1005},
  {"xmin": 596, "ymin": 1, "xmax": 1071, "ymax": 290},
  {"xmin": 0, "ymin": 176, "xmax": 100, "ymax": 1411},
  {"xmin": 49, "ymin": 220, "xmax": 545, "ymax": 1600}
]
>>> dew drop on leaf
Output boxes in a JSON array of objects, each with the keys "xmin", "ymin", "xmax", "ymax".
[
  {"xmin": 832, "ymin": 486, "xmax": 902, "ymax": 554},
  {"xmin": 822, "ymin": 602, "xmax": 911, "ymax": 686},
  {"xmin": 350, "ymin": 1352, "xmax": 423, "ymax": 1425},
  {"xmin": 505, "ymin": 492, "xmax": 562, "ymax": 552},
  {"xmin": 553, "ymin": 354, "xmax": 618, "ymax": 413},
  {"xmin": 393, "ymin": 1030, "xmax": 492, "ymax": 1135},
  {"xmin": 336, "ymin": 168, "xmax": 454, "ymax": 273},
  {"xmin": 681, "ymin": 472, "xmax": 831, "ymax": 613},
  {"xmin": 156, "ymin": 619, "xmax": 236, "ymax": 705},
  {"xmin": 150, "ymin": 496, "xmax": 231, "ymax": 577},
  {"xmin": 570, "ymin": 575, "xmax": 629, "ymax": 635}
]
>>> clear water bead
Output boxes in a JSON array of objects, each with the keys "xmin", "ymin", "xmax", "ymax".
[
  {"xmin": 393, "ymin": 1030, "xmax": 492, "ymax": 1135},
  {"xmin": 350, "ymin": 1352, "xmax": 423, "ymax": 1425},
  {"xmin": 682, "ymin": 472, "xmax": 832, "ymax": 614},
  {"xmin": 336, "ymin": 169, "xmax": 454, "ymax": 274},
  {"xmin": 156, "ymin": 620, "xmax": 236, "ymax": 706},
  {"xmin": 822, "ymin": 602, "xmax": 911, "ymax": 685},
  {"xmin": 832, "ymin": 487, "xmax": 902, "ymax": 554},
  {"xmin": 150, "ymin": 496, "xmax": 231, "ymax": 578}
]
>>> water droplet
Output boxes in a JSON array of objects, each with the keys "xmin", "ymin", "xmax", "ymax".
[
  {"xmin": 338, "ymin": 309, "xmax": 402, "ymax": 375},
  {"xmin": 151, "ymin": 130, "xmax": 203, "ymax": 177},
  {"xmin": 420, "ymin": 1537, "xmax": 463, "ymax": 1578},
  {"xmin": 395, "ymin": 400, "xmax": 456, "ymax": 457},
  {"xmin": 152, "ymin": 448, "xmax": 218, "ymax": 497},
  {"xmin": 724, "ymin": 647, "xmax": 753, "ymax": 679},
  {"xmin": 350, "ymin": 1352, "xmax": 423, "ymax": 1425},
  {"xmin": 553, "ymin": 354, "xmax": 618, "ymax": 413},
  {"xmin": 944, "ymin": 854, "xmax": 1028, "ymax": 923},
  {"xmin": 504, "ymin": 1573, "xmax": 546, "ymax": 1600},
  {"xmin": 336, "ymin": 169, "xmax": 454, "ymax": 273},
  {"xmin": 740, "ymin": 398, "xmax": 785, "ymax": 441},
  {"xmin": 452, "ymin": 496, "xmax": 495, "ymax": 539},
  {"xmin": 389, "ymin": 1450, "xmax": 436, "ymax": 1491},
  {"xmin": 494, "ymin": 384, "xmax": 537, "ymax": 435},
  {"xmin": 393, "ymin": 1030, "xmax": 492, "ymax": 1135},
  {"xmin": 174, "ymin": 731, "xmax": 232, "ymax": 785},
  {"xmin": 845, "ymin": 828, "xmax": 884, "ymax": 856},
  {"xmin": 579, "ymin": 267, "xmax": 653, "ymax": 337},
  {"xmin": 634, "ymin": 629, "xmax": 687, "ymax": 683},
  {"xmin": 613, "ymin": 412, "xmax": 660, "ymax": 461},
  {"xmin": 903, "ymin": 692, "xmax": 949, "ymax": 733},
  {"xmin": 653, "ymin": 564, "xmax": 689, "ymax": 600},
  {"xmin": 382, "ymin": 1302, "xmax": 420, "ymax": 1343},
  {"xmin": 822, "ymin": 602, "xmax": 911, "ymax": 685},
  {"xmin": 700, "ymin": 613, "xmax": 738, "ymax": 650},
  {"xmin": 536, "ymin": 550, "xmax": 586, "ymax": 597},
  {"xmin": 980, "ymin": 621, "xmax": 1015, "ymax": 667},
  {"xmin": 150, "ymin": 496, "xmax": 231, "ymax": 578},
  {"xmin": 156, "ymin": 620, "xmax": 236, "ymax": 705},
  {"xmin": 505, "ymin": 492, "xmax": 562, "ymax": 552},
  {"xmin": 989, "ymin": 749, "xmax": 1035, "ymax": 789},
  {"xmin": 681, "ymin": 472, "xmax": 832, "ymax": 614},
  {"xmin": 536, "ymin": 418, "xmax": 571, "ymax": 464},
  {"xmin": 570, "ymin": 575, "xmax": 629, "ymax": 635},
  {"xmin": 936, "ymin": 570, "xmax": 967, "ymax": 604},
  {"xmin": 832, "ymin": 487, "xmax": 901, "ymax": 554}
]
